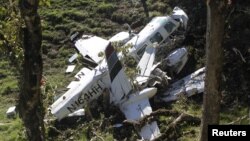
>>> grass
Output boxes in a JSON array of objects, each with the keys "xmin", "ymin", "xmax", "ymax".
[
  {"xmin": 220, "ymin": 105, "xmax": 249, "ymax": 124},
  {"xmin": 0, "ymin": 61, "xmax": 18, "ymax": 95},
  {"xmin": 0, "ymin": 59, "xmax": 22, "ymax": 141},
  {"xmin": 0, "ymin": 118, "xmax": 26, "ymax": 141}
]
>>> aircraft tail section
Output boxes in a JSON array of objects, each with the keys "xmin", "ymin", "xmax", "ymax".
[
  {"xmin": 105, "ymin": 43, "xmax": 161, "ymax": 140},
  {"xmin": 105, "ymin": 43, "xmax": 132, "ymax": 104}
]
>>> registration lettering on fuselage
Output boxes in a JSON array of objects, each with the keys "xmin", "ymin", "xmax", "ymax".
[{"xmin": 67, "ymin": 80, "xmax": 105, "ymax": 113}]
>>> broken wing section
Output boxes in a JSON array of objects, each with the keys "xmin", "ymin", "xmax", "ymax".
[
  {"xmin": 161, "ymin": 67, "xmax": 205, "ymax": 102},
  {"xmin": 74, "ymin": 35, "xmax": 109, "ymax": 63}
]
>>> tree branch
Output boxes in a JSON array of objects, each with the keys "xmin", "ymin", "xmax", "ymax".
[{"xmin": 153, "ymin": 113, "xmax": 200, "ymax": 141}]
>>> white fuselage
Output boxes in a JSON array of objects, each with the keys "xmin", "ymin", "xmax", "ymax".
[
  {"xmin": 50, "ymin": 61, "xmax": 110, "ymax": 120},
  {"xmin": 51, "ymin": 13, "xmax": 186, "ymax": 120},
  {"xmin": 126, "ymin": 16, "xmax": 180, "ymax": 60}
]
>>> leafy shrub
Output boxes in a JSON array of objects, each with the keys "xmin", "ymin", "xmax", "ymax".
[
  {"xmin": 43, "ymin": 30, "xmax": 54, "ymax": 41},
  {"xmin": 45, "ymin": 11, "xmax": 63, "ymax": 24},
  {"xmin": 54, "ymin": 24, "xmax": 71, "ymax": 35},
  {"xmin": 47, "ymin": 49, "xmax": 58, "ymax": 59},
  {"xmin": 111, "ymin": 12, "xmax": 133, "ymax": 24},
  {"xmin": 62, "ymin": 10, "xmax": 89, "ymax": 21},
  {"xmin": 149, "ymin": 2, "xmax": 168, "ymax": 13},
  {"xmin": 43, "ymin": 30, "xmax": 66, "ymax": 44},
  {"xmin": 97, "ymin": 3, "xmax": 116, "ymax": 16},
  {"xmin": 149, "ymin": 11, "xmax": 162, "ymax": 18}
]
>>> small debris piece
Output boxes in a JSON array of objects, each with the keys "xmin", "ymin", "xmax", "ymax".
[
  {"xmin": 68, "ymin": 53, "xmax": 78, "ymax": 63},
  {"xmin": 67, "ymin": 109, "xmax": 85, "ymax": 117},
  {"xmin": 6, "ymin": 106, "xmax": 16, "ymax": 118},
  {"xmin": 66, "ymin": 65, "xmax": 76, "ymax": 73}
]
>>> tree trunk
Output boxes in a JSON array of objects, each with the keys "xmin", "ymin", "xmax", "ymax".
[
  {"xmin": 199, "ymin": 1, "xmax": 228, "ymax": 141},
  {"xmin": 141, "ymin": 0, "xmax": 149, "ymax": 18},
  {"xmin": 18, "ymin": 0, "xmax": 45, "ymax": 141}
]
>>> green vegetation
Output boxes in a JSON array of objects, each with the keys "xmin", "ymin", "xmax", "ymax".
[
  {"xmin": 0, "ymin": 61, "xmax": 24, "ymax": 141},
  {"xmin": 0, "ymin": 118, "xmax": 26, "ymax": 141}
]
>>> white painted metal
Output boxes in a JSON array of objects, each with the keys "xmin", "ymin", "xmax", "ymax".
[
  {"xmin": 6, "ymin": 106, "xmax": 16, "ymax": 118},
  {"xmin": 65, "ymin": 65, "xmax": 76, "ymax": 73},
  {"xmin": 162, "ymin": 67, "xmax": 205, "ymax": 102},
  {"xmin": 165, "ymin": 47, "xmax": 188, "ymax": 74},
  {"xmin": 106, "ymin": 45, "xmax": 160, "ymax": 140},
  {"xmin": 74, "ymin": 35, "xmax": 109, "ymax": 63},
  {"xmin": 109, "ymin": 31, "xmax": 131, "ymax": 44}
]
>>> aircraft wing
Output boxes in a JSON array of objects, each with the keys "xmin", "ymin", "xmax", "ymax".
[
  {"xmin": 105, "ymin": 43, "xmax": 160, "ymax": 140},
  {"xmin": 136, "ymin": 46, "xmax": 156, "ymax": 85},
  {"xmin": 162, "ymin": 67, "xmax": 205, "ymax": 102},
  {"xmin": 74, "ymin": 35, "xmax": 109, "ymax": 63}
]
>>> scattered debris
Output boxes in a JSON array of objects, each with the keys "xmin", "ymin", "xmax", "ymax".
[
  {"xmin": 6, "ymin": 106, "xmax": 16, "ymax": 118},
  {"xmin": 67, "ymin": 108, "xmax": 85, "ymax": 117},
  {"xmin": 65, "ymin": 65, "xmax": 76, "ymax": 73},
  {"xmin": 232, "ymin": 48, "xmax": 246, "ymax": 63},
  {"xmin": 68, "ymin": 53, "xmax": 78, "ymax": 63}
]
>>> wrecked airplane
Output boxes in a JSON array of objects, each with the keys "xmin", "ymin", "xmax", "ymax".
[{"xmin": 49, "ymin": 7, "xmax": 205, "ymax": 140}]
